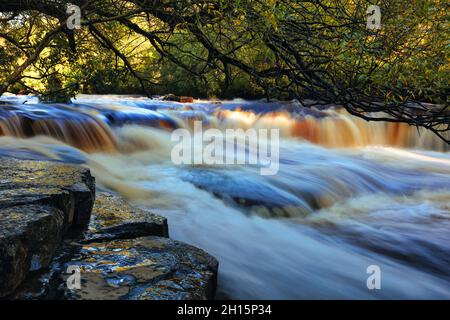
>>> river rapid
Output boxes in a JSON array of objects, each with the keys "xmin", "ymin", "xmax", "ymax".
[{"xmin": 0, "ymin": 94, "xmax": 449, "ymax": 299}]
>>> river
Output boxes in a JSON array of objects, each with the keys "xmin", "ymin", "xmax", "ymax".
[{"xmin": 0, "ymin": 94, "xmax": 449, "ymax": 299}]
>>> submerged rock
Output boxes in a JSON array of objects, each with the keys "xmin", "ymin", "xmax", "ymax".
[
  {"xmin": 0, "ymin": 158, "xmax": 95, "ymax": 297},
  {"xmin": 56, "ymin": 237, "xmax": 218, "ymax": 300}
]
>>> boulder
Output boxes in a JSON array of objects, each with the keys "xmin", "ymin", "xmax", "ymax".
[
  {"xmin": 179, "ymin": 96, "xmax": 194, "ymax": 103},
  {"xmin": 162, "ymin": 94, "xmax": 194, "ymax": 103},
  {"xmin": 17, "ymin": 89, "xmax": 30, "ymax": 95},
  {"xmin": 0, "ymin": 158, "xmax": 95, "ymax": 297},
  {"xmin": 162, "ymin": 93, "xmax": 179, "ymax": 102}
]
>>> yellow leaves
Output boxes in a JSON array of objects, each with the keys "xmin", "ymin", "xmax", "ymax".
[
  {"xmin": 206, "ymin": 3, "xmax": 216, "ymax": 14},
  {"xmin": 266, "ymin": 14, "xmax": 278, "ymax": 30},
  {"xmin": 262, "ymin": 9, "xmax": 278, "ymax": 30}
]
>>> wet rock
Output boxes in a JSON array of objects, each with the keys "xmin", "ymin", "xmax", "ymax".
[
  {"xmin": 0, "ymin": 205, "xmax": 65, "ymax": 297},
  {"xmin": 180, "ymin": 169, "xmax": 312, "ymax": 216},
  {"xmin": 179, "ymin": 96, "xmax": 195, "ymax": 103},
  {"xmin": 56, "ymin": 237, "xmax": 218, "ymax": 300},
  {"xmin": 17, "ymin": 89, "xmax": 31, "ymax": 95},
  {"xmin": 10, "ymin": 193, "xmax": 218, "ymax": 300},
  {"xmin": 8, "ymin": 267, "xmax": 56, "ymax": 300},
  {"xmin": 163, "ymin": 94, "xmax": 194, "ymax": 103},
  {"xmin": 1, "ymin": 159, "xmax": 218, "ymax": 300},
  {"xmin": 0, "ymin": 158, "xmax": 95, "ymax": 227},
  {"xmin": 0, "ymin": 158, "xmax": 95, "ymax": 297},
  {"xmin": 81, "ymin": 192, "xmax": 169, "ymax": 242}
]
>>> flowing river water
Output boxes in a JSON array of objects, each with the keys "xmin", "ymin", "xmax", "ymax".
[{"xmin": 0, "ymin": 94, "xmax": 449, "ymax": 299}]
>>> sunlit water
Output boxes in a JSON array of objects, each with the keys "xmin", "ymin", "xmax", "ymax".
[{"xmin": 0, "ymin": 94, "xmax": 449, "ymax": 299}]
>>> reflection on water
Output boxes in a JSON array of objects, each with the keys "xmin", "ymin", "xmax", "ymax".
[{"xmin": 0, "ymin": 94, "xmax": 449, "ymax": 299}]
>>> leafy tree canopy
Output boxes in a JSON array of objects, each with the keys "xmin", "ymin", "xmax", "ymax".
[{"xmin": 0, "ymin": 0, "xmax": 448, "ymax": 141}]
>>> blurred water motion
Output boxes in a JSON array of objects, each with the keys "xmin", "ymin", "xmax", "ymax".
[{"xmin": 0, "ymin": 94, "xmax": 449, "ymax": 299}]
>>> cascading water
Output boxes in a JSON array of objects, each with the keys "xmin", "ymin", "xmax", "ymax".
[{"xmin": 0, "ymin": 94, "xmax": 449, "ymax": 299}]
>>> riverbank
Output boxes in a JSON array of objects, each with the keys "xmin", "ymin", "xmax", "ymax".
[{"xmin": 0, "ymin": 158, "xmax": 218, "ymax": 300}]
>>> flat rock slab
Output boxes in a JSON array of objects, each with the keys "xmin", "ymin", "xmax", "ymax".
[
  {"xmin": 10, "ymin": 192, "xmax": 218, "ymax": 300},
  {"xmin": 1, "ymin": 159, "xmax": 218, "ymax": 300},
  {"xmin": 0, "ymin": 158, "xmax": 95, "ymax": 227},
  {"xmin": 0, "ymin": 158, "xmax": 95, "ymax": 297},
  {"xmin": 82, "ymin": 192, "xmax": 169, "ymax": 242},
  {"xmin": 56, "ymin": 236, "xmax": 218, "ymax": 300}
]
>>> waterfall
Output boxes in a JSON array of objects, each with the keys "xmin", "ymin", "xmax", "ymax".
[
  {"xmin": 0, "ymin": 94, "xmax": 449, "ymax": 299},
  {"xmin": 0, "ymin": 96, "xmax": 447, "ymax": 152}
]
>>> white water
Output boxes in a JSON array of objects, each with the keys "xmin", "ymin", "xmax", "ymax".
[{"xmin": 0, "ymin": 95, "xmax": 449, "ymax": 299}]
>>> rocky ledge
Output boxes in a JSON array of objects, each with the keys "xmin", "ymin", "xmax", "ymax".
[
  {"xmin": 0, "ymin": 158, "xmax": 95, "ymax": 297},
  {"xmin": 0, "ymin": 159, "xmax": 218, "ymax": 300},
  {"xmin": 54, "ymin": 236, "xmax": 218, "ymax": 300}
]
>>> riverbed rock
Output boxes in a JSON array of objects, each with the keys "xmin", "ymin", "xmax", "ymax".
[
  {"xmin": 179, "ymin": 96, "xmax": 195, "ymax": 103},
  {"xmin": 0, "ymin": 158, "xmax": 95, "ymax": 297},
  {"xmin": 81, "ymin": 192, "xmax": 169, "ymax": 242},
  {"xmin": 56, "ymin": 237, "xmax": 218, "ymax": 300},
  {"xmin": 162, "ymin": 94, "xmax": 194, "ymax": 103}
]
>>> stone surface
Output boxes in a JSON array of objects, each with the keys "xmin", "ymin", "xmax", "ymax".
[
  {"xmin": 162, "ymin": 94, "xmax": 194, "ymax": 103},
  {"xmin": 1, "ymin": 158, "xmax": 218, "ymax": 300},
  {"xmin": 0, "ymin": 205, "xmax": 65, "ymax": 297},
  {"xmin": 81, "ymin": 192, "xmax": 169, "ymax": 242},
  {"xmin": 0, "ymin": 158, "xmax": 95, "ymax": 297},
  {"xmin": 10, "ymin": 191, "xmax": 218, "ymax": 300},
  {"xmin": 56, "ymin": 237, "xmax": 218, "ymax": 300},
  {"xmin": 0, "ymin": 158, "xmax": 96, "ymax": 227}
]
